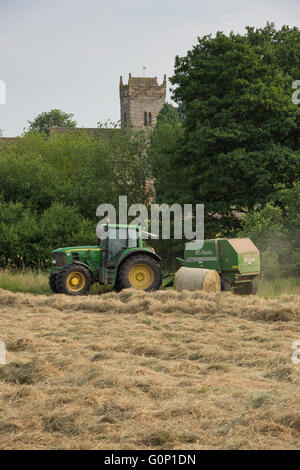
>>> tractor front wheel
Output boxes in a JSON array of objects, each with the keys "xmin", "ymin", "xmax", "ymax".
[
  {"xmin": 49, "ymin": 273, "xmax": 59, "ymax": 293},
  {"xmin": 55, "ymin": 264, "xmax": 92, "ymax": 295},
  {"xmin": 116, "ymin": 255, "xmax": 162, "ymax": 292}
]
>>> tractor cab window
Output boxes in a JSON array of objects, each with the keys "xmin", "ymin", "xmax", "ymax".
[
  {"xmin": 107, "ymin": 227, "xmax": 128, "ymax": 266},
  {"xmin": 128, "ymin": 227, "xmax": 139, "ymax": 248}
]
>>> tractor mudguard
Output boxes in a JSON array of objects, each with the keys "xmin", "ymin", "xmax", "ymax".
[
  {"xmin": 116, "ymin": 249, "xmax": 161, "ymax": 271},
  {"xmin": 72, "ymin": 261, "xmax": 95, "ymax": 281}
]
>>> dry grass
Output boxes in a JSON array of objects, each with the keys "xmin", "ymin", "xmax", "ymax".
[
  {"xmin": 1, "ymin": 268, "xmax": 300, "ymax": 299},
  {"xmin": 1, "ymin": 287, "xmax": 300, "ymax": 449},
  {"xmin": 0, "ymin": 269, "xmax": 50, "ymax": 295},
  {"xmin": 258, "ymin": 277, "xmax": 300, "ymax": 298}
]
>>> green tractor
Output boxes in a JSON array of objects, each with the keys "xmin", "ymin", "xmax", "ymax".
[{"xmin": 48, "ymin": 224, "xmax": 162, "ymax": 295}]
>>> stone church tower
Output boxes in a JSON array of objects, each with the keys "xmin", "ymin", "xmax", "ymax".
[{"xmin": 119, "ymin": 73, "xmax": 166, "ymax": 129}]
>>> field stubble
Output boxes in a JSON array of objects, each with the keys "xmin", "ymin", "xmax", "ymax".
[{"xmin": 1, "ymin": 287, "xmax": 300, "ymax": 449}]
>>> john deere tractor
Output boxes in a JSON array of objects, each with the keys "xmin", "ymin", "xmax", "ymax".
[{"xmin": 48, "ymin": 224, "xmax": 162, "ymax": 295}]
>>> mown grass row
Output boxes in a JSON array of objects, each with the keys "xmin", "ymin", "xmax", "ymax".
[{"xmin": 0, "ymin": 268, "xmax": 299, "ymax": 298}]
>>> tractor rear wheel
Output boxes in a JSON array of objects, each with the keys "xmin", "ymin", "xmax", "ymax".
[
  {"xmin": 55, "ymin": 264, "xmax": 92, "ymax": 295},
  {"xmin": 49, "ymin": 273, "xmax": 59, "ymax": 293},
  {"xmin": 117, "ymin": 255, "xmax": 162, "ymax": 292},
  {"xmin": 235, "ymin": 279, "xmax": 258, "ymax": 295}
]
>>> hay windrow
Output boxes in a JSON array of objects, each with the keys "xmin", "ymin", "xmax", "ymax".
[
  {"xmin": 1, "ymin": 287, "xmax": 300, "ymax": 449},
  {"xmin": 1, "ymin": 288, "xmax": 300, "ymax": 322}
]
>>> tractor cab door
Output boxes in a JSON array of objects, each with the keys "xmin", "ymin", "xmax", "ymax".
[
  {"xmin": 106, "ymin": 227, "xmax": 139, "ymax": 267},
  {"xmin": 106, "ymin": 227, "xmax": 128, "ymax": 267},
  {"xmin": 98, "ymin": 224, "xmax": 124, "ymax": 282}
]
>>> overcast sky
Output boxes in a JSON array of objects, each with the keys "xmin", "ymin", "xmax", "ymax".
[{"xmin": 0, "ymin": 0, "xmax": 299, "ymax": 136}]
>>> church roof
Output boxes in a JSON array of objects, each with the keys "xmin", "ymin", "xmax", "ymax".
[{"xmin": 129, "ymin": 77, "xmax": 158, "ymax": 87}]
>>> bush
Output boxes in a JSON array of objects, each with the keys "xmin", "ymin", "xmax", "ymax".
[
  {"xmin": 0, "ymin": 129, "xmax": 153, "ymax": 268},
  {"xmin": 239, "ymin": 190, "xmax": 300, "ymax": 278},
  {"xmin": 0, "ymin": 200, "xmax": 96, "ymax": 269}
]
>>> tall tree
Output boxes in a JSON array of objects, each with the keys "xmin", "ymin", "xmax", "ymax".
[
  {"xmin": 148, "ymin": 104, "xmax": 185, "ymax": 266},
  {"xmin": 168, "ymin": 23, "xmax": 300, "ymax": 235},
  {"xmin": 0, "ymin": 126, "xmax": 154, "ymax": 268},
  {"xmin": 27, "ymin": 109, "xmax": 76, "ymax": 135},
  {"xmin": 149, "ymin": 103, "xmax": 183, "ymax": 203}
]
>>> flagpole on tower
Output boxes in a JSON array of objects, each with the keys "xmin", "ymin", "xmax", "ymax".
[{"xmin": 143, "ymin": 66, "xmax": 147, "ymax": 77}]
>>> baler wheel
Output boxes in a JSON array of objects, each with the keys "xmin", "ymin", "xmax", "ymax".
[{"xmin": 220, "ymin": 277, "xmax": 232, "ymax": 292}]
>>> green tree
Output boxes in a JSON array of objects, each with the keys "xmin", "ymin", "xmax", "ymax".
[
  {"xmin": 238, "ymin": 202, "xmax": 285, "ymax": 278},
  {"xmin": 275, "ymin": 183, "xmax": 300, "ymax": 274},
  {"xmin": 0, "ymin": 199, "xmax": 96, "ymax": 269},
  {"xmin": 102, "ymin": 126, "xmax": 154, "ymax": 210},
  {"xmin": 148, "ymin": 104, "xmax": 185, "ymax": 267},
  {"xmin": 168, "ymin": 23, "xmax": 300, "ymax": 235},
  {"xmin": 239, "ymin": 183, "xmax": 300, "ymax": 278},
  {"xmin": 156, "ymin": 103, "xmax": 181, "ymax": 126},
  {"xmin": 149, "ymin": 103, "xmax": 183, "ymax": 203},
  {"xmin": 0, "ymin": 127, "xmax": 154, "ymax": 268},
  {"xmin": 27, "ymin": 109, "xmax": 77, "ymax": 135}
]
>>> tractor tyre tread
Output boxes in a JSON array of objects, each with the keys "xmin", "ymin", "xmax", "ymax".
[
  {"xmin": 117, "ymin": 255, "xmax": 162, "ymax": 292},
  {"xmin": 55, "ymin": 264, "xmax": 92, "ymax": 296},
  {"xmin": 49, "ymin": 273, "xmax": 59, "ymax": 293}
]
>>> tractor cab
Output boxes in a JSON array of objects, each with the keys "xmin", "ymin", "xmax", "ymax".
[{"xmin": 99, "ymin": 224, "xmax": 141, "ymax": 268}]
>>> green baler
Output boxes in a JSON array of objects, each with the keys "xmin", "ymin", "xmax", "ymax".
[{"xmin": 178, "ymin": 238, "xmax": 260, "ymax": 294}]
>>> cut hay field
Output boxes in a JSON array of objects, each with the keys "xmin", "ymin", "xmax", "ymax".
[{"xmin": 1, "ymin": 288, "xmax": 300, "ymax": 449}]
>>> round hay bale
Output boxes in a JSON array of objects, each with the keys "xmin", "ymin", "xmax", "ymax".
[{"xmin": 174, "ymin": 267, "xmax": 221, "ymax": 293}]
